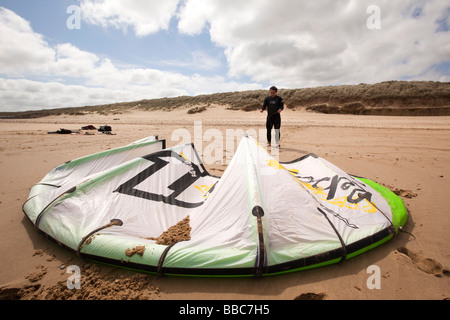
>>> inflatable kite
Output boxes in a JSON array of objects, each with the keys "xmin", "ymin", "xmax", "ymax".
[{"xmin": 23, "ymin": 135, "xmax": 408, "ymax": 277}]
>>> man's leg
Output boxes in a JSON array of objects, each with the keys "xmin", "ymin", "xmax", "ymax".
[
  {"xmin": 273, "ymin": 115, "xmax": 281, "ymax": 147},
  {"xmin": 266, "ymin": 118, "xmax": 273, "ymax": 146}
]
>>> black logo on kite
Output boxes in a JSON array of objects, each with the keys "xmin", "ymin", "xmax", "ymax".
[{"xmin": 114, "ymin": 150, "xmax": 207, "ymax": 208}]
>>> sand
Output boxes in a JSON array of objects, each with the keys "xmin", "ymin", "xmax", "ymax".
[
  {"xmin": 147, "ymin": 216, "xmax": 192, "ymax": 246},
  {"xmin": 0, "ymin": 105, "xmax": 449, "ymax": 300}
]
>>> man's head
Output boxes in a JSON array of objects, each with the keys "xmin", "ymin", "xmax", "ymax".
[{"xmin": 269, "ymin": 86, "xmax": 278, "ymax": 97}]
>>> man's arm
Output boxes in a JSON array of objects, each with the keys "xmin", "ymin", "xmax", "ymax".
[
  {"xmin": 260, "ymin": 97, "xmax": 268, "ymax": 113},
  {"xmin": 278, "ymin": 97, "xmax": 284, "ymax": 112}
]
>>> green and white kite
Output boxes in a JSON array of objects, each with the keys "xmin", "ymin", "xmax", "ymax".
[{"xmin": 23, "ymin": 135, "xmax": 408, "ymax": 277}]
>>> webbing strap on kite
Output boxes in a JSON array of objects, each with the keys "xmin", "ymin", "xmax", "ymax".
[
  {"xmin": 252, "ymin": 205, "xmax": 267, "ymax": 277},
  {"xmin": 157, "ymin": 242, "xmax": 178, "ymax": 277},
  {"xmin": 76, "ymin": 219, "xmax": 123, "ymax": 257},
  {"xmin": 317, "ymin": 207, "xmax": 347, "ymax": 262},
  {"xmin": 350, "ymin": 177, "xmax": 395, "ymax": 229},
  {"xmin": 398, "ymin": 226, "xmax": 416, "ymax": 240},
  {"xmin": 35, "ymin": 186, "xmax": 77, "ymax": 228}
]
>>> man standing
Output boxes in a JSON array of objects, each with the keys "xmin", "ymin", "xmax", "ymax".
[{"xmin": 260, "ymin": 86, "xmax": 284, "ymax": 148}]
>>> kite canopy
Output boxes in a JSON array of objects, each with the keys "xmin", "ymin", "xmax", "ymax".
[{"xmin": 23, "ymin": 135, "xmax": 408, "ymax": 277}]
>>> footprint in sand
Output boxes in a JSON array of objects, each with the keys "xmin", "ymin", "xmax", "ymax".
[
  {"xmin": 397, "ymin": 247, "xmax": 450, "ymax": 277},
  {"xmin": 293, "ymin": 292, "xmax": 327, "ymax": 300},
  {"xmin": 25, "ymin": 266, "xmax": 48, "ymax": 283},
  {"xmin": 390, "ymin": 188, "xmax": 418, "ymax": 199}
]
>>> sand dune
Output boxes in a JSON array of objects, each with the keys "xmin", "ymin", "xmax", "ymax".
[{"xmin": 1, "ymin": 80, "xmax": 449, "ymax": 119}]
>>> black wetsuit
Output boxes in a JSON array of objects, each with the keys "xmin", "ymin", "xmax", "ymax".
[{"xmin": 262, "ymin": 95, "xmax": 284, "ymax": 145}]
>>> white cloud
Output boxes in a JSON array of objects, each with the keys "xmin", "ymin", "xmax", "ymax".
[
  {"xmin": 0, "ymin": 74, "xmax": 259, "ymax": 112},
  {"xmin": 161, "ymin": 50, "xmax": 222, "ymax": 71},
  {"xmin": 177, "ymin": 0, "xmax": 450, "ymax": 87},
  {"xmin": 1, "ymin": 1, "xmax": 449, "ymax": 112},
  {"xmin": 80, "ymin": 0, "xmax": 179, "ymax": 37},
  {"xmin": 176, "ymin": 0, "xmax": 212, "ymax": 35},
  {"xmin": 0, "ymin": 7, "xmax": 54, "ymax": 75},
  {"xmin": 0, "ymin": 7, "xmax": 261, "ymax": 111},
  {"xmin": 51, "ymin": 43, "xmax": 100, "ymax": 77},
  {"xmin": 0, "ymin": 77, "xmax": 186, "ymax": 112}
]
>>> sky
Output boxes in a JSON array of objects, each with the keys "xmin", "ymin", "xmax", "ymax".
[{"xmin": 0, "ymin": 0, "xmax": 449, "ymax": 112}]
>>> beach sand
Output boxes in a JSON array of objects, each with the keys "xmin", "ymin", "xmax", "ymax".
[{"xmin": 0, "ymin": 105, "xmax": 449, "ymax": 300}]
